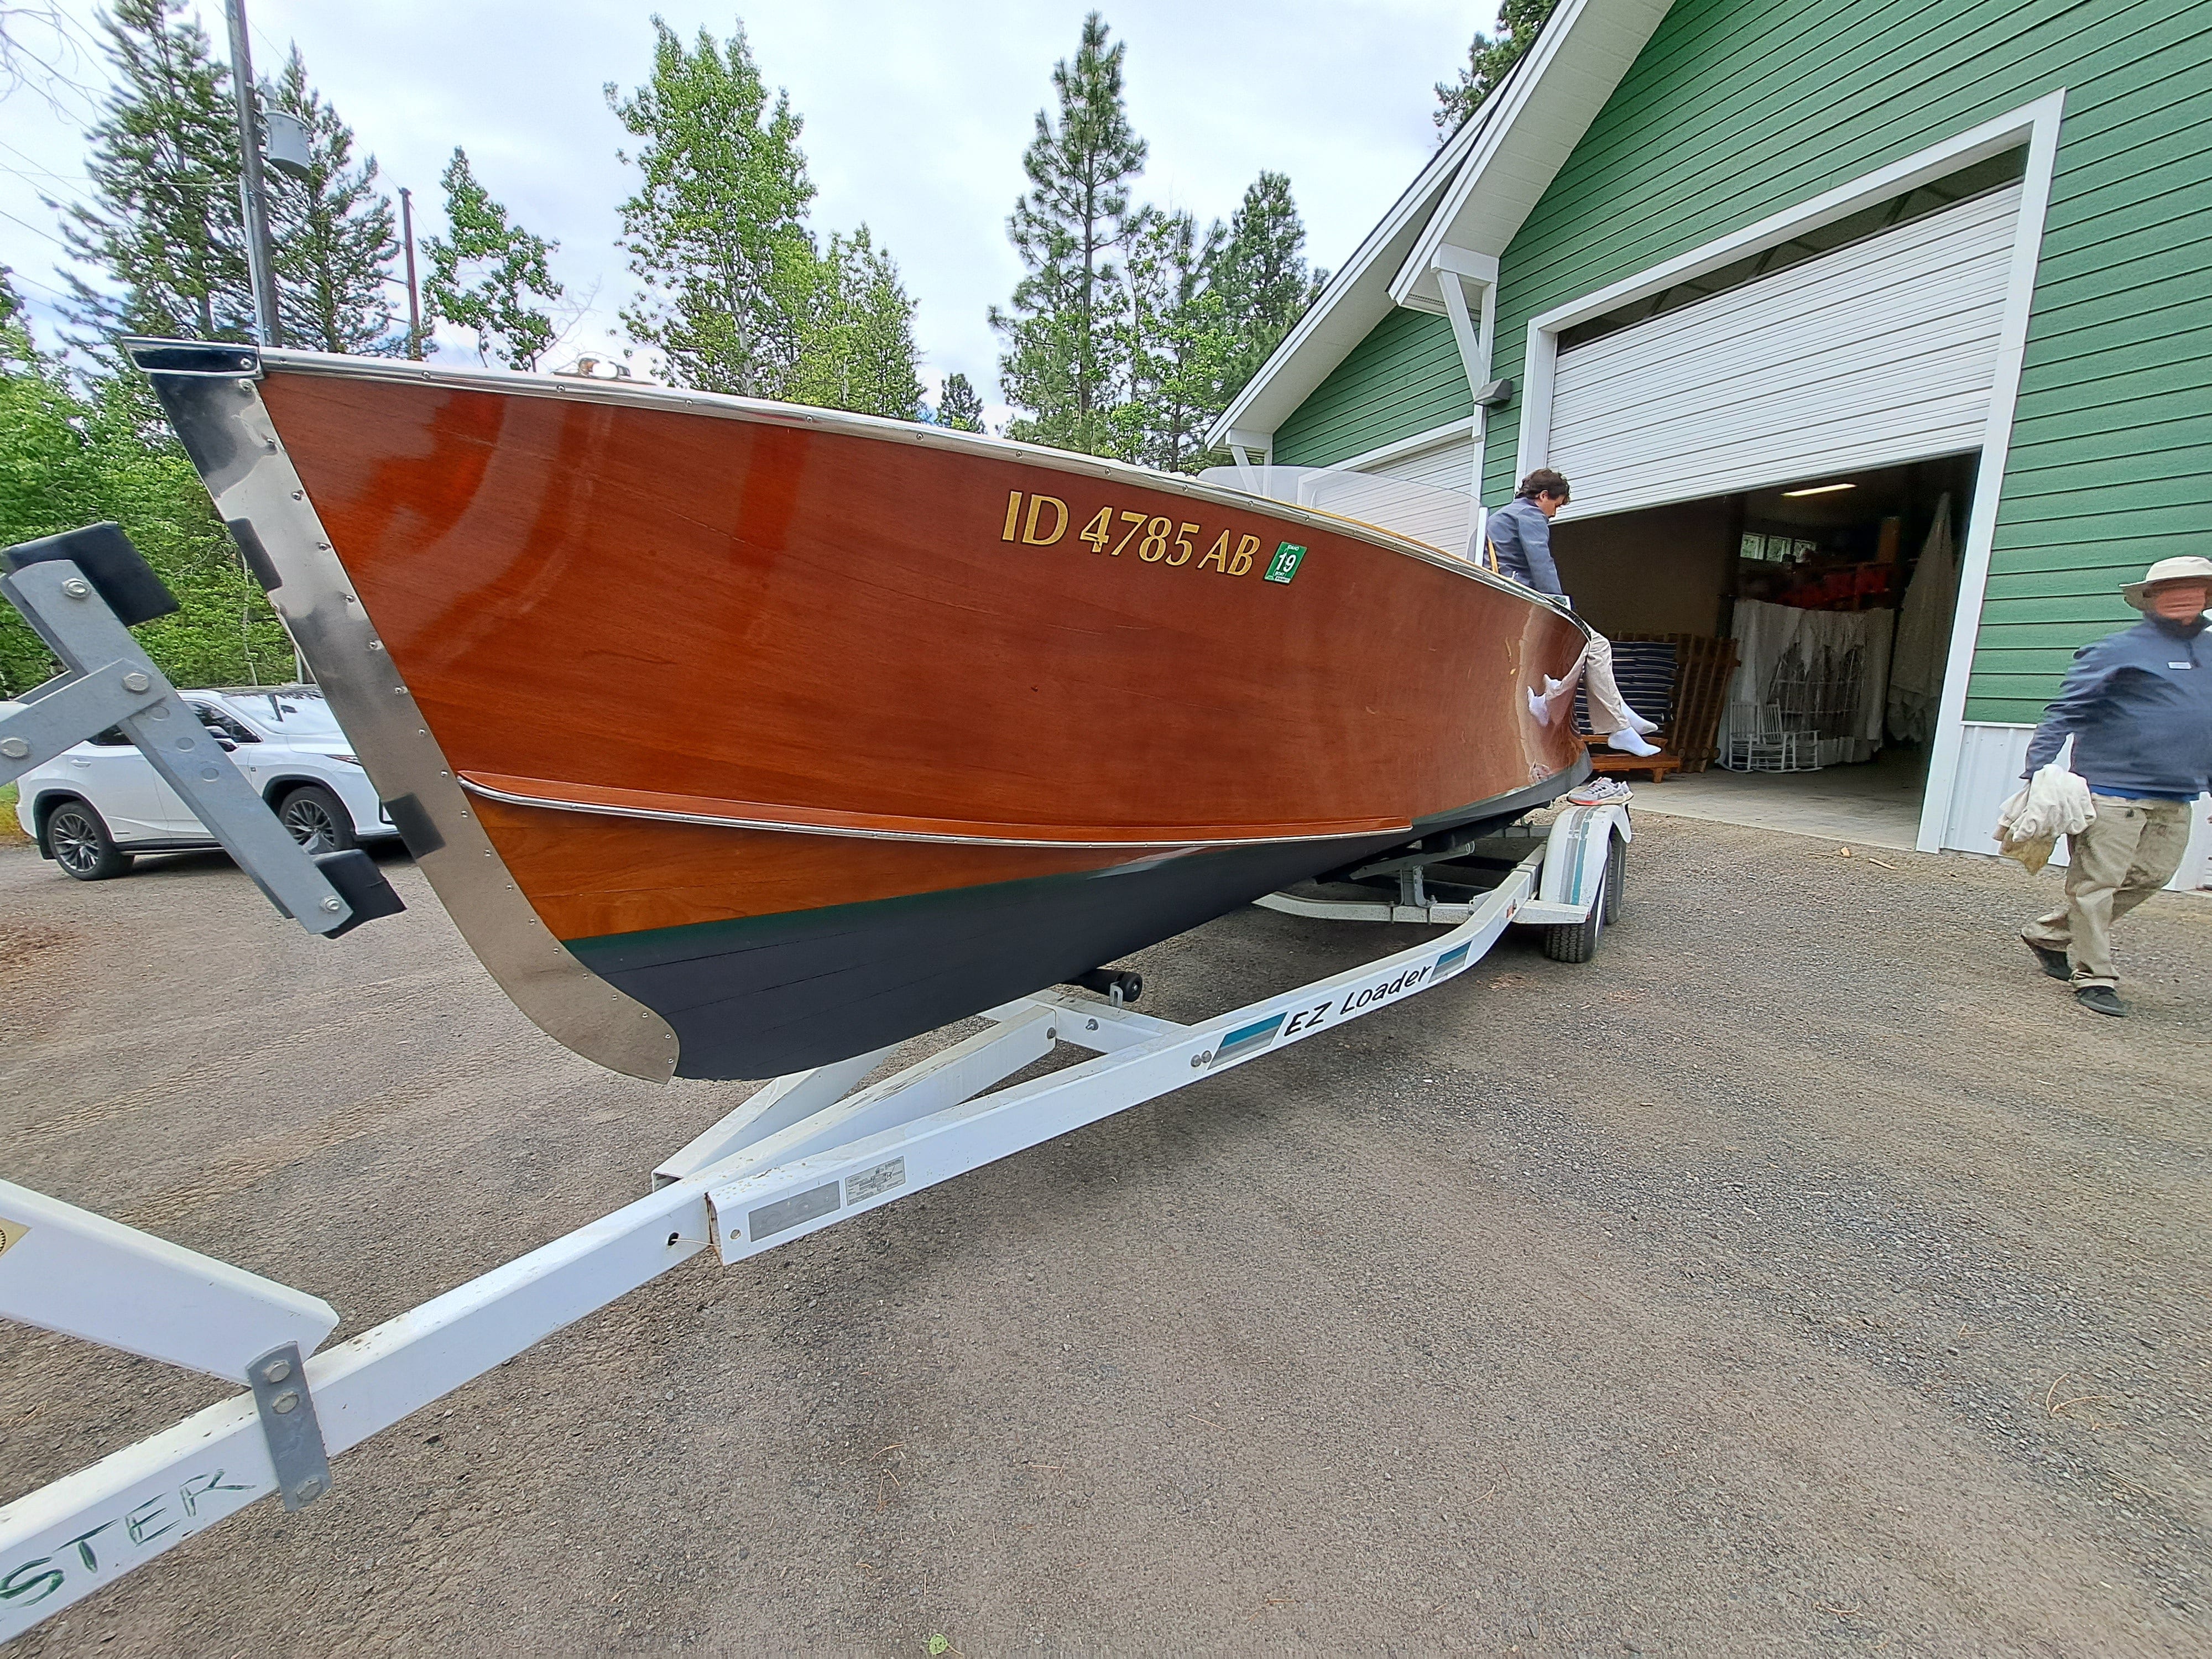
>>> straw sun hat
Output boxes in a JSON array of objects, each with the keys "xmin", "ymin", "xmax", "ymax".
[{"xmin": 2120, "ymin": 555, "xmax": 2212, "ymax": 611}]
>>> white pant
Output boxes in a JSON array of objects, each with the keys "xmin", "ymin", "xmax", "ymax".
[{"xmin": 1576, "ymin": 633, "xmax": 1639, "ymax": 734}]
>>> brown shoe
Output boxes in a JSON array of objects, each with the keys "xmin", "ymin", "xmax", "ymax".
[{"xmin": 2021, "ymin": 936, "xmax": 2071, "ymax": 981}]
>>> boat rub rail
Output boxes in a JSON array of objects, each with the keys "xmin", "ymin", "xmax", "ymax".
[{"xmin": 457, "ymin": 772, "xmax": 1412, "ymax": 849}]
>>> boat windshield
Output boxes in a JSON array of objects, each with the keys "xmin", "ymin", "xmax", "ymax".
[
  {"xmin": 228, "ymin": 689, "xmax": 347, "ymax": 737},
  {"xmin": 1197, "ymin": 464, "xmax": 1476, "ymax": 560}
]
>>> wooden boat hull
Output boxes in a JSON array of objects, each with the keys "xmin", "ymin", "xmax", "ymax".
[{"xmin": 133, "ymin": 342, "xmax": 1590, "ymax": 1081}]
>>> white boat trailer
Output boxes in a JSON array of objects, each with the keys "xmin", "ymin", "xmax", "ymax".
[{"xmin": 0, "ymin": 531, "xmax": 1629, "ymax": 1640}]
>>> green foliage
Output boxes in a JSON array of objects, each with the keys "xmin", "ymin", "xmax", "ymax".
[
  {"xmin": 606, "ymin": 18, "xmax": 820, "ymax": 398},
  {"xmin": 58, "ymin": 0, "xmax": 253, "ymax": 346},
  {"xmin": 991, "ymin": 22, "xmax": 1321, "ymax": 472},
  {"xmin": 787, "ymin": 227, "xmax": 922, "ymax": 419},
  {"xmin": 934, "ymin": 371, "xmax": 985, "ymax": 432},
  {"xmin": 1213, "ymin": 171, "xmax": 1327, "ymax": 394},
  {"xmin": 0, "ymin": 310, "xmax": 290, "ymax": 696},
  {"xmin": 1110, "ymin": 206, "xmax": 1228, "ymax": 471},
  {"xmin": 422, "ymin": 148, "xmax": 562, "ymax": 371},
  {"xmin": 265, "ymin": 46, "xmax": 402, "ymax": 355},
  {"xmin": 1435, "ymin": 0, "xmax": 1560, "ymax": 136},
  {"xmin": 58, "ymin": 1, "xmax": 400, "ymax": 358},
  {"xmin": 992, "ymin": 11, "xmax": 1145, "ymax": 455}
]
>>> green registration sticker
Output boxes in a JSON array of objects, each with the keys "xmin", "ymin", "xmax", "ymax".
[{"xmin": 1263, "ymin": 541, "xmax": 1306, "ymax": 585}]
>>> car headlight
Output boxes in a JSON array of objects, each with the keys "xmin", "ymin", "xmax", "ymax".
[{"xmin": 332, "ymin": 753, "xmax": 363, "ymax": 766}]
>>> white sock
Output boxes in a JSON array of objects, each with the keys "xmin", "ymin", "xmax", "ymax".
[
  {"xmin": 1626, "ymin": 707, "xmax": 1658, "ymax": 735},
  {"xmin": 1606, "ymin": 728, "xmax": 1660, "ymax": 756},
  {"xmin": 1527, "ymin": 687, "xmax": 1552, "ymax": 727}
]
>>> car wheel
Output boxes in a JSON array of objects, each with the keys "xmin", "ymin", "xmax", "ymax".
[
  {"xmin": 277, "ymin": 784, "xmax": 357, "ymax": 854},
  {"xmin": 44, "ymin": 799, "xmax": 135, "ymax": 880}
]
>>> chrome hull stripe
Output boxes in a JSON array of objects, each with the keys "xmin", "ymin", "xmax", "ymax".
[{"xmin": 455, "ymin": 776, "xmax": 1406, "ymax": 850}]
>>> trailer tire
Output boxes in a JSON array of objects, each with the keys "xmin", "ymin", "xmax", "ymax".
[{"xmin": 1542, "ymin": 833, "xmax": 1623, "ymax": 963}]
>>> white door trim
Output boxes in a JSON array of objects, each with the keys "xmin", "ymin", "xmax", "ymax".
[
  {"xmin": 1507, "ymin": 89, "xmax": 2067, "ymax": 854},
  {"xmin": 1916, "ymin": 95, "xmax": 2065, "ymax": 852}
]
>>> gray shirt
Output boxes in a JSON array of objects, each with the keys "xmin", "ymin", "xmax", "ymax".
[{"xmin": 1484, "ymin": 495, "xmax": 1561, "ymax": 594}]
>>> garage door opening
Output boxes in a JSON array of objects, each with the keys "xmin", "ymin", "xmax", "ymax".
[{"xmin": 1549, "ymin": 452, "xmax": 1979, "ymax": 849}]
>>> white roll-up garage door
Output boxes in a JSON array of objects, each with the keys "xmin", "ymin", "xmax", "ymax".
[{"xmin": 1546, "ymin": 182, "xmax": 2022, "ymax": 518}]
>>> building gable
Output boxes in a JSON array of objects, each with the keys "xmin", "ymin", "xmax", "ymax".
[{"xmin": 1272, "ymin": 308, "xmax": 1472, "ymax": 467}]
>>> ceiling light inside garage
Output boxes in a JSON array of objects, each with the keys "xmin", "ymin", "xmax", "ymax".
[{"xmin": 1782, "ymin": 482, "xmax": 1856, "ymax": 497}]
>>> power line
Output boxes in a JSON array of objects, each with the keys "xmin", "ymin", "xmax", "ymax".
[{"xmin": 0, "ymin": 204, "xmax": 73, "ymax": 253}]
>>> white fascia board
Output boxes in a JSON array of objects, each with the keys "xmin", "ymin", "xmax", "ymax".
[
  {"xmin": 1337, "ymin": 416, "xmax": 1477, "ymax": 473},
  {"xmin": 1390, "ymin": 0, "xmax": 1677, "ymax": 311},
  {"xmin": 1204, "ymin": 98, "xmax": 1498, "ymax": 447}
]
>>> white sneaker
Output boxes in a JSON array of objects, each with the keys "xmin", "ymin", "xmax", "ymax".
[
  {"xmin": 1605, "ymin": 728, "xmax": 1661, "ymax": 756},
  {"xmin": 1568, "ymin": 777, "xmax": 1634, "ymax": 806}
]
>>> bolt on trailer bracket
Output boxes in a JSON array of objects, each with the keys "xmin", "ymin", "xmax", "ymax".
[
  {"xmin": 246, "ymin": 1344, "xmax": 332, "ymax": 1510},
  {"xmin": 0, "ymin": 525, "xmax": 402, "ymax": 938}
]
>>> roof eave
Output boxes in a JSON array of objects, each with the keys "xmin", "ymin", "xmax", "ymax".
[{"xmin": 1208, "ymin": 0, "xmax": 1677, "ymax": 447}]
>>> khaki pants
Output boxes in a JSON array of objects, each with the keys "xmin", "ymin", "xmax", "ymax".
[
  {"xmin": 1578, "ymin": 634, "xmax": 1640, "ymax": 735},
  {"xmin": 2021, "ymin": 795, "xmax": 2192, "ymax": 988},
  {"xmin": 1539, "ymin": 633, "xmax": 1643, "ymax": 734}
]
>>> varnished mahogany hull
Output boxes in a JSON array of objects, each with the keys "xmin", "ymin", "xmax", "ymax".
[{"xmin": 144, "ymin": 345, "xmax": 1588, "ymax": 1081}]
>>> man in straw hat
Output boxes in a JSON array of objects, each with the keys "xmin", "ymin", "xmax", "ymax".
[{"xmin": 2018, "ymin": 554, "xmax": 2212, "ymax": 1015}]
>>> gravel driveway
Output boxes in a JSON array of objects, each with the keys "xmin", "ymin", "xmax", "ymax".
[{"xmin": 1, "ymin": 815, "xmax": 2206, "ymax": 1657}]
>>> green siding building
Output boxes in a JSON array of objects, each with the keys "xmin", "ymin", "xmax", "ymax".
[{"xmin": 1213, "ymin": 0, "xmax": 2208, "ymax": 867}]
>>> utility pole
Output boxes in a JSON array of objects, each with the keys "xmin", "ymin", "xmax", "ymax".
[
  {"xmin": 223, "ymin": 0, "xmax": 282, "ymax": 347},
  {"xmin": 399, "ymin": 186, "xmax": 423, "ymax": 359}
]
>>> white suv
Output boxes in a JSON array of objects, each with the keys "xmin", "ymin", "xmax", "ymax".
[{"xmin": 13, "ymin": 686, "xmax": 397, "ymax": 880}]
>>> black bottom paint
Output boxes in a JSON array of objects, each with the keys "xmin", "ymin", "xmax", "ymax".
[{"xmin": 566, "ymin": 768, "xmax": 1585, "ymax": 1081}]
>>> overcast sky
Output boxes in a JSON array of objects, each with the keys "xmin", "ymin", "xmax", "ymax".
[{"xmin": 1, "ymin": 1, "xmax": 1479, "ymax": 416}]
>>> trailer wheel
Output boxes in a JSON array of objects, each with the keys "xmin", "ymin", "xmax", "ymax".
[{"xmin": 1542, "ymin": 833, "xmax": 1623, "ymax": 963}]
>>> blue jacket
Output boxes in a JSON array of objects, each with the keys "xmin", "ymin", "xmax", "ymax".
[
  {"xmin": 1484, "ymin": 495, "xmax": 1561, "ymax": 594},
  {"xmin": 2023, "ymin": 613, "xmax": 2211, "ymax": 800}
]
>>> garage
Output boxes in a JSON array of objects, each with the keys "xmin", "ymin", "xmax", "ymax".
[{"xmin": 1505, "ymin": 150, "xmax": 2024, "ymax": 845}]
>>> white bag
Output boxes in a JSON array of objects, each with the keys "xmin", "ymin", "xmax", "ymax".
[{"xmin": 1994, "ymin": 763, "xmax": 2095, "ymax": 873}]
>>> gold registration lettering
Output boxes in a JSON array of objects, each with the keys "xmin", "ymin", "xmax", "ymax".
[
  {"xmin": 1022, "ymin": 494, "xmax": 1068, "ymax": 545},
  {"xmin": 995, "ymin": 489, "xmax": 1277, "ymax": 582}
]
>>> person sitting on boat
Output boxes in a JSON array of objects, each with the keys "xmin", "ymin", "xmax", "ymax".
[{"xmin": 1483, "ymin": 469, "xmax": 1661, "ymax": 759}]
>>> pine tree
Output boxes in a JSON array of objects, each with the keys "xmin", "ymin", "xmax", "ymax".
[
  {"xmin": 606, "ymin": 18, "xmax": 818, "ymax": 397},
  {"xmin": 0, "ymin": 307, "xmax": 290, "ymax": 694},
  {"xmin": 992, "ymin": 12, "xmax": 1146, "ymax": 455},
  {"xmin": 789, "ymin": 226, "xmax": 922, "ymax": 419},
  {"xmin": 422, "ymin": 148, "xmax": 562, "ymax": 371},
  {"xmin": 57, "ymin": 0, "xmax": 252, "ymax": 346},
  {"xmin": 1213, "ymin": 171, "xmax": 1323, "ymax": 398},
  {"xmin": 264, "ymin": 47, "xmax": 400, "ymax": 354},
  {"xmin": 1435, "ymin": 0, "xmax": 1559, "ymax": 135},
  {"xmin": 935, "ymin": 371, "xmax": 985, "ymax": 432},
  {"xmin": 1112, "ymin": 207, "xmax": 1230, "ymax": 472}
]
